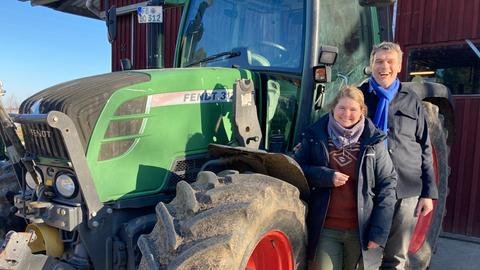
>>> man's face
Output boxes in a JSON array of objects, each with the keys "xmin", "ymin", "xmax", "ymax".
[{"xmin": 370, "ymin": 50, "xmax": 402, "ymax": 88}]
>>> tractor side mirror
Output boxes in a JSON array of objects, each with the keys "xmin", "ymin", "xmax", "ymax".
[
  {"xmin": 359, "ymin": 0, "xmax": 395, "ymax": 6},
  {"xmin": 106, "ymin": 6, "xmax": 117, "ymax": 43}
]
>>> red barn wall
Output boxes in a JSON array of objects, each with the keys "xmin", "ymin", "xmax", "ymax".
[
  {"xmin": 395, "ymin": 0, "xmax": 480, "ymax": 238},
  {"xmin": 105, "ymin": 1, "xmax": 183, "ymax": 71}
]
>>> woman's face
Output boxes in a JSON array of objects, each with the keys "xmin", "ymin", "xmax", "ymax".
[{"xmin": 333, "ymin": 97, "xmax": 363, "ymax": 128}]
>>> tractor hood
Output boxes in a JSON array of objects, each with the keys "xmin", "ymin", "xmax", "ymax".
[{"xmin": 19, "ymin": 72, "xmax": 151, "ymax": 157}]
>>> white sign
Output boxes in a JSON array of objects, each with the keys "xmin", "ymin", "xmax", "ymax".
[
  {"xmin": 137, "ymin": 6, "xmax": 163, "ymax": 24},
  {"xmin": 150, "ymin": 89, "xmax": 234, "ymax": 107}
]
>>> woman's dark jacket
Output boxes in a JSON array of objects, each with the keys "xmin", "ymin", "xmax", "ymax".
[{"xmin": 294, "ymin": 115, "xmax": 397, "ymax": 269}]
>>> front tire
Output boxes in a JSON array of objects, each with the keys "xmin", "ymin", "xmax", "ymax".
[
  {"xmin": 138, "ymin": 171, "xmax": 307, "ymax": 270},
  {"xmin": 408, "ymin": 102, "xmax": 449, "ymax": 269}
]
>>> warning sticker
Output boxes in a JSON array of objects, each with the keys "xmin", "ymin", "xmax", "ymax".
[{"xmin": 150, "ymin": 89, "xmax": 233, "ymax": 107}]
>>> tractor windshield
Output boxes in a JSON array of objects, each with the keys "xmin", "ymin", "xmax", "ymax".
[{"xmin": 179, "ymin": 0, "xmax": 305, "ymax": 73}]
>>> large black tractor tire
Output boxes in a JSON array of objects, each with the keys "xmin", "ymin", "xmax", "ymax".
[
  {"xmin": 408, "ymin": 102, "xmax": 449, "ymax": 269},
  {"xmin": 137, "ymin": 171, "xmax": 307, "ymax": 270},
  {"xmin": 0, "ymin": 161, "xmax": 25, "ymax": 240}
]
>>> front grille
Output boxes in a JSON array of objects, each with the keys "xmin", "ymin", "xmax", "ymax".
[
  {"xmin": 22, "ymin": 124, "xmax": 69, "ymax": 159},
  {"xmin": 168, "ymin": 155, "xmax": 210, "ymax": 185}
]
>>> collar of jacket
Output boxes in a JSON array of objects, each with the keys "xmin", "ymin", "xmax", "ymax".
[
  {"xmin": 307, "ymin": 114, "xmax": 386, "ymax": 147},
  {"xmin": 396, "ymin": 83, "xmax": 413, "ymax": 97},
  {"xmin": 362, "ymin": 80, "xmax": 411, "ymax": 100}
]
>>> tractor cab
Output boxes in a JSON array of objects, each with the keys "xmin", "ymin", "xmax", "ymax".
[
  {"xmin": 179, "ymin": 0, "xmax": 305, "ymax": 72},
  {"xmin": 176, "ymin": 0, "xmax": 385, "ymax": 152}
]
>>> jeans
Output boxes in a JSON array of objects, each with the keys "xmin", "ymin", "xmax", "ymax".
[
  {"xmin": 310, "ymin": 228, "xmax": 364, "ymax": 270},
  {"xmin": 381, "ymin": 196, "xmax": 419, "ymax": 270}
]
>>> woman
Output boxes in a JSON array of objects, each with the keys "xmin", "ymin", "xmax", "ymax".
[{"xmin": 294, "ymin": 86, "xmax": 397, "ymax": 270}]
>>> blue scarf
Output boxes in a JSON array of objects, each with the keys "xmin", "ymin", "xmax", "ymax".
[{"xmin": 368, "ymin": 76, "xmax": 400, "ymax": 133}]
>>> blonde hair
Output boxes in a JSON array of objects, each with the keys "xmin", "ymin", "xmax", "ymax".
[
  {"xmin": 370, "ymin": 41, "xmax": 403, "ymax": 65},
  {"xmin": 329, "ymin": 85, "xmax": 368, "ymax": 115}
]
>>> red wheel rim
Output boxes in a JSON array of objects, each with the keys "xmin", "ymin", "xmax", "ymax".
[
  {"xmin": 409, "ymin": 146, "xmax": 439, "ymax": 253},
  {"xmin": 245, "ymin": 230, "xmax": 294, "ymax": 270}
]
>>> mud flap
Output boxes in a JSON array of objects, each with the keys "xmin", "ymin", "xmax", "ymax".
[{"xmin": 208, "ymin": 143, "xmax": 310, "ymax": 201}]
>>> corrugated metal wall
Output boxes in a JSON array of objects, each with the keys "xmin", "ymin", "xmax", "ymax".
[
  {"xmin": 396, "ymin": 0, "xmax": 480, "ymax": 237},
  {"xmin": 396, "ymin": 0, "xmax": 480, "ymax": 47},
  {"xmin": 444, "ymin": 96, "xmax": 480, "ymax": 237},
  {"xmin": 108, "ymin": 1, "xmax": 183, "ymax": 71},
  {"xmin": 163, "ymin": 5, "xmax": 183, "ymax": 69},
  {"xmin": 395, "ymin": 0, "xmax": 480, "ymax": 80},
  {"xmin": 112, "ymin": 14, "xmax": 135, "ymax": 71}
]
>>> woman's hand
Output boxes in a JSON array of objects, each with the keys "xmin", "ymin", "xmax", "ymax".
[
  {"xmin": 367, "ymin": 241, "xmax": 380, "ymax": 249},
  {"xmin": 332, "ymin": 172, "xmax": 349, "ymax": 187}
]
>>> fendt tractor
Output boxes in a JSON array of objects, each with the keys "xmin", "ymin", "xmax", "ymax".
[{"xmin": 0, "ymin": 0, "xmax": 453, "ymax": 269}]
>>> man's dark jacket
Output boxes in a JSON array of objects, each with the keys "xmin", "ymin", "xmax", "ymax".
[
  {"xmin": 360, "ymin": 82, "xmax": 438, "ymax": 200},
  {"xmin": 294, "ymin": 116, "xmax": 397, "ymax": 269}
]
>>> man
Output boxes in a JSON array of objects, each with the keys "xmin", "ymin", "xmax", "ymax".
[{"xmin": 360, "ymin": 42, "xmax": 438, "ymax": 269}]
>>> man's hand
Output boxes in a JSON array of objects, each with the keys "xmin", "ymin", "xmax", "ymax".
[
  {"xmin": 415, "ymin": 198, "xmax": 434, "ymax": 217},
  {"xmin": 332, "ymin": 172, "xmax": 349, "ymax": 187},
  {"xmin": 367, "ymin": 241, "xmax": 379, "ymax": 249}
]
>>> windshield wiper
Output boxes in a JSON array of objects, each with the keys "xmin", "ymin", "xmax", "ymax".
[{"xmin": 185, "ymin": 50, "xmax": 241, "ymax": 67}]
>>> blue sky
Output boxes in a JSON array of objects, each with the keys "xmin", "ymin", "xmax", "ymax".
[{"xmin": 0, "ymin": 0, "xmax": 110, "ymax": 105}]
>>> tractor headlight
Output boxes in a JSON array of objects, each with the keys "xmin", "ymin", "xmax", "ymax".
[
  {"xmin": 54, "ymin": 173, "xmax": 77, "ymax": 198},
  {"xmin": 25, "ymin": 170, "xmax": 43, "ymax": 190}
]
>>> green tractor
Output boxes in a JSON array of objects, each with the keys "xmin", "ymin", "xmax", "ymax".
[{"xmin": 0, "ymin": 0, "xmax": 453, "ymax": 269}]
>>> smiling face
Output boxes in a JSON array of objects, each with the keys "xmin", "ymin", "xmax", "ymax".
[
  {"xmin": 333, "ymin": 97, "xmax": 363, "ymax": 128},
  {"xmin": 370, "ymin": 49, "xmax": 402, "ymax": 88}
]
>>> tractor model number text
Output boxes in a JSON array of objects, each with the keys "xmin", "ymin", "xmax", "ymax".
[
  {"xmin": 183, "ymin": 91, "xmax": 231, "ymax": 102},
  {"xmin": 150, "ymin": 89, "xmax": 233, "ymax": 107}
]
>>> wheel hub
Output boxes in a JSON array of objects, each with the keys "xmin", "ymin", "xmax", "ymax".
[{"xmin": 246, "ymin": 230, "xmax": 294, "ymax": 270}]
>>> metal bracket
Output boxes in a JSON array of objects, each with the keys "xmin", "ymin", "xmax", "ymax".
[
  {"xmin": 0, "ymin": 232, "xmax": 36, "ymax": 270},
  {"xmin": 233, "ymin": 79, "xmax": 262, "ymax": 149},
  {"xmin": 0, "ymin": 231, "xmax": 74, "ymax": 270}
]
